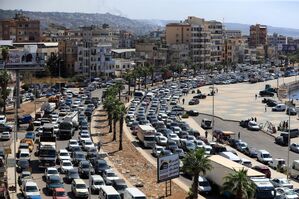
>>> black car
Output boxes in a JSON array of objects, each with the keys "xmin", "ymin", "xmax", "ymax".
[
  {"xmin": 186, "ymin": 110, "xmax": 199, "ymax": 116},
  {"xmin": 78, "ymin": 160, "xmax": 95, "ymax": 178},
  {"xmin": 259, "ymin": 90, "xmax": 274, "ymax": 97},
  {"xmin": 244, "ymin": 147, "xmax": 258, "ymax": 158},
  {"xmin": 193, "ymin": 94, "xmax": 207, "ymax": 99},
  {"xmin": 72, "ymin": 151, "xmax": 86, "ymax": 166},
  {"xmin": 94, "ymin": 159, "xmax": 109, "ymax": 175},
  {"xmin": 267, "ymin": 99, "xmax": 278, "ymax": 107},
  {"xmin": 65, "ymin": 168, "xmax": 80, "ymax": 183},
  {"xmin": 188, "ymin": 98, "xmax": 199, "ymax": 105},
  {"xmin": 46, "ymin": 175, "xmax": 63, "ymax": 193},
  {"xmin": 17, "ymin": 159, "xmax": 30, "ymax": 173}
]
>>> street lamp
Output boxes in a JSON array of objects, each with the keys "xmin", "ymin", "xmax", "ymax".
[{"xmin": 286, "ymin": 87, "xmax": 293, "ymax": 180}]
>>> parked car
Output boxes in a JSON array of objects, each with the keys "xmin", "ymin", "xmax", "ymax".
[
  {"xmin": 290, "ymin": 143, "xmax": 299, "ymax": 153},
  {"xmin": 65, "ymin": 168, "xmax": 80, "ymax": 183},
  {"xmin": 188, "ymin": 98, "xmax": 199, "ymax": 105},
  {"xmin": 198, "ymin": 176, "xmax": 212, "ymax": 194},
  {"xmin": 275, "ymin": 187, "xmax": 298, "ymax": 199},
  {"xmin": 201, "ymin": 119, "xmax": 212, "ymax": 129},
  {"xmin": 53, "ymin": 187, "xmax": 68, "ymax": 199},
  {"xmin": 186, "ymin": 110, "xmax": 199, "ymax": 116},
  {"xmin": 46, "ymin": 175, "xmax": 64, "ymax": 193},
  {"xmin": 272, "ymin": 104, "xmax": 287, "ymax": 112},
  {"xmin": 252, "ymin": 165, "xmax": 271, "ymax": 178},
  {"xmin": 270, "ymin": 178, "xmax": 293, "ymax": 189},
  {"xmin": 71, "ymin": 179, "xmax": 88, "ymax": 198},
  {"xmin": 286, "ymin": 107, "xmax": 297, "ymax": 115},
  {"xmin": 247, "ymin": 121, "xmax": 260, "ymax": 131},
  {"xmin": 244, "ymin": 147, "xmax": 258, "ymax": 158}
]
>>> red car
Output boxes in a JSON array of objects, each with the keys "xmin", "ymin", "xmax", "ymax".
[{"xmin": 53, "ymin": 188, "xmax": 68, "ymax": 199}]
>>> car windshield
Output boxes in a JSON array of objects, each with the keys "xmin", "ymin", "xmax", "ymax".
[
  {"xmin": 63, "ymin": 162, "xmax": 72, "ymax": 166},
  {"xmin": 280, "ymin": 179, "xmax": 289, "ymax": 184},
  {"xmin": 55, "ymin": 191, "xmax": 66, "ymax": 196},
  {"xmin": 76, "ymin": 154, "xmax": 85, "ymax": 158},
  {"xmin": 70, "ymin": 141, "xmax": 77, "ymax": 145},
  {"xmin": 199, "ymin": 181, "xmax": 210, "ymax": 186},
  {"xmin": 107, "ymin": 172, "xmax": 117, "ymax": 177},
  {"xmin": 115, "ymin": 184, "xmax": 127, "ymax": 190},
  {"xmin": 81, "ymin": 163, "xmax": 89, "ymax": 168},
  {"xmin": 50, "ymin": 179, "xmax": 61, "ymax": 184},
  {"xmin": 69, "ymin": 170, "xmax": 78, "ymax": 175},
  {"xmin": 26, "ymin": 185, "xmax": 38, "ymax": 192},
  {"xmin": 285, "ymin": 189, "xmax": 296, "ymax": 195},
  {"xmin": 108, "ymin": 195, "xmax": 121, "ymax": 199},
  {"xmin": 20, "ymin": 153, "xmax": 29, "ymax": 158},
  {"xmin": 76, "ymin": 184, "xmax": 86, "ymax": 189},
  {"xmin": 81, "ymin": 134, "xmax": 89, "ymax": 138},
  {"xmin": 60, "ymin": 152, "xmax": 69, "ymax": 156},
  {"xmin": 48, "ymin": 170, "xmax": 58, "ymax": 174},
  {"xmin": 263, "ymin": 154, "xmax": 271, "ymax": 158},
  {"xmin": 94, "ymin": 181, "xmax": 104, "ymax": 185}
]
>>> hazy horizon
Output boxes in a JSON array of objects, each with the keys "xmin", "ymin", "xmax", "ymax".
[{"xmin": 1, "ymin": 0, "xmax": 299, "ymax": 29}]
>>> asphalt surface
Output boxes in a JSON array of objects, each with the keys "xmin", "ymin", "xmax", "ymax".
[
  {"xmin": 193, "ymin": 113, "xmax": 299, "ymax": 169},
  {"xmin": 15, "ymin": 88, "xmax": 104, "ymax": 199}
]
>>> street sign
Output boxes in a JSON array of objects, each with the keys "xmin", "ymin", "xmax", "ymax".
[
  {"xmin": 6, "ymin": 158, "xmax": 16, "ymax": 167},
  {"xmin": 157, "ymin": 154, "xmax": 180, "ymax": 183}
]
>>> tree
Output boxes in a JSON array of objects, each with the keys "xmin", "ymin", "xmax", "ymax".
[
  {"xmin": 103, "ymin": 86, "xmax": 117, "ymax": 133},
  {"xmin": 1, "ymin": 47, "xmax": 9, "ymax": 63},
  {"xmin": 124, "ymin": 70, "xmax": 133, "ymax": 96},
  {"xmin": 114, "ymin": 81, "xmax": 124, "ymax": 101},
  {"xmin": 116, "ymin": 103, "xmax": 126, "ymax": 150},
  {"xmin": 148, "ymin": 65, "xmax": 155, "ymax": 87},
  {"xmin": 0, "ymin": 70, "xmax": 11, "ymax": 115},
  {"xmin": 182, "ymin": 148, "xmax": 212, "ymax": 199},
  {"xmin": 142, "ymin": 67, "xmax": 149, "ymax": 89},
  {"xmin": 190, "ymin": 64, "xmax": 198, "ymax": 77},
  {"xmin": 222, "ymin": 168, "xmax": 256, "ymax": 199}
]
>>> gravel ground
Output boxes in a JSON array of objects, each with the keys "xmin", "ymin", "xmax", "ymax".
[{"xmin": 91, "ymin": 109, "xmax": 187, "ymax": 199}]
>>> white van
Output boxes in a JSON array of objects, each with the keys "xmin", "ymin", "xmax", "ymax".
[
  {"xmin": 272, "ymin": 104, "xmax": 287, "ymax": 112},
  {"xmin": 241, "ymin": 158, "xmax": 252, "ymax": 168},
  {"xmin": 290, "ymin": 160, "xmax": 299, "ymax": 179},
  {"xmin": 219, "ymin": 151, "xmax": 241, "ymax": 164},
  {"xmin": 91, "ymin": 175, "xmax": 105, "ymax": 194},
  {"xmin": 98, "ymin": 186, "xmax": 121, "ymax": 199},
  {"xmin": 124, "ymin": 187, "xmax": 146, "ymax": 199},
  {"xmin": 257, "ymin": 150, "xmax": 273, "ymax": 164}
]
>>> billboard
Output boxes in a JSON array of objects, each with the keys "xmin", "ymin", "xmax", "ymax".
[
  {"xmin": 157, "ymin": 154, "xmax": 180, "ymax": 183},
  {"xmin": 4, "ymin": 45, "xmax": 44, "ymax": 69},
  {"xmin": 278, "ymin": 44, "xmax": 297, "ymax": 53}
]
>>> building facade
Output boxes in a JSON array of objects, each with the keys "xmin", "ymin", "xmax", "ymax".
[
  {"xmin": 249, "ymin": 24, "xmax": 267, "ymax": 48},
  {"xmin": 0, "ymin": 13, "xmax": 40, "ymax": 42}
]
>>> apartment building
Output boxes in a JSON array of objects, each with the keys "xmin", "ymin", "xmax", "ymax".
[
  {"xmin": 58, "ymin": 39, "xmax": 78, "ymax": 76},
  {"xmin": 249, "ymin": 24, "xmax": 267, "ymax": 47},
  {"xmin": 0, "ymin": 13, "xmax": 40, "ymax": 42},
  {"xmin": 207, "ymin": 20, "xmax": 224, "ymax": 65},
  {"xmin": 268, "ymin": 33, "xmax": 287, "ymax": 47}
]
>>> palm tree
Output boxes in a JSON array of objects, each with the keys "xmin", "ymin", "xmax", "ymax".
[
  {"xmin": 114, "ymin": 81, "xmax": 124, "ymax": 101},
  {"xmin": 142, "ymin": 67, "xmax": 149, "ymax": 89},
  {"xmin": 148, "ymin": 65, "xmax": 155, "ymax": 87},
  {"xmin": 222, "ymin": 168, "xmax": 256, "ymax": 199},
  {"xmin": 160, "ymin": 67, "xmax": 169, "ymax": 84},
  {"xmin": 116, "ymin": 103, "xmax": 126, "ymax": 150},
  {"xmin": 176, "ymin": 64, "xmax": 183, "ymax": 81},
  {"xmin": 103, "ymin": 89, "xmax": 117, "ymax": 133},
  {"xmin": 112, "ymin": 101, "xmax": 120, "ymax": 141},
  {"xmin": 190, "ymin": 64, "xmax": 198, "ymax": 77},
  {"xmin": 182, "ymin": 148, "xmax": 212, "ymax": 199},
  {"xmin": 0, "ymin": 70, "xmax": 11, "ymax": 115},
  {"xmin": 124, "ymin": 70, "xmax": 133, "ymax": 96}
]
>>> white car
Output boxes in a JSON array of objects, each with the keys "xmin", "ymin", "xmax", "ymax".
[
  {"xmin": 0, "ymin": 115, "xmax": 6, "ymax": 124},
  {"xmin": 168, "ymin": 133, "xmax": 180, "ymax": 145},
  {"xmin": 21, "ymin": 181, "xmax": 41, "ymax": 199},
  {"xmin": 0, "ymin": 131, "xmax": 10, "ymax": 140},
  {"xmin": 44, "ymin": 167, "xmax": 59, "ymax": 180},
  {"xmin": 270, "ymin": 178, "xmax": 293, "ymax": 189},
  {"xmin": 60, "ymin": 160, "xmax": 74, "ymax": 174},
  {"xmin": 68, "ymin": 139, "xmax": 79, "ymax": 150},
  {"xmin": 152, "ymin": 145, "xmax": 165, "ymax": 157},
  {"xmin": 247, "ymin": 121, "xmax": 261, "ymax": 131},
  {"xmin": 82, "ymin": 139, "xmax": 95, "ymax": 151},
  {"xmin": 194, "ymin": 140, "xmax": 205, "ymax": 149},
  {"xmin": 79, "ymin": 132, "xmax": 91, "ymax": 143},
  {"xmin": 71, "ymin": 179, "xmax": 89, "ymax": 198},
  {"xmin": 58, "ymin": 149, "xmax": 71, "ymax": 162},
  {"xmin": 156, "ymin": 135, "xmax": 167, "ymax": 146},
  {"xmin": 102, "ymin": 169, "xmax": 120, "ymax": 185},
  {"xmin": 275, "ymin": 187, "xmax": 298, "ymax": 199}
]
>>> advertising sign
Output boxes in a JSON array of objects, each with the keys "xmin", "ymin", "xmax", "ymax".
[
  {"xmin": 157, "ymin": 154, "xmax": 180, "ymax": 183},
  {"xmin": 9, "ymin": 45, "xmax": 37, "ymax": 64},
  {"xmin": 278, "ymin": 44, "xmax": 297, "ymax": 53}
]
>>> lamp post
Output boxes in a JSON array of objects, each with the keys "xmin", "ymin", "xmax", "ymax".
[{"xmin": 286, "ymin": 88, "xmax": 292, "ymax": 180}]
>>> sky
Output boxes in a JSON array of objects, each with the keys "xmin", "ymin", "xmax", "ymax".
[{"xmin": 1, "ymin": 0, "xmax": 299, "ymax": 29}]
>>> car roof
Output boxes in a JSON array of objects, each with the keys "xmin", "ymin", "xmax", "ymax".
[
  {"xmin": 91, "ymin": 175, "xmax": 104, "ymax": 180},
  {"xmin": 49, "ymin": 175, "xmax": 61, "ymax": 180},
  {"xmin": 60, "ymin": 149, "xmax": 68, "ymax": 152},
  {"xmin": 73, "ymin": 178, "xmax": 85, "ymax": 184},
  {"xmin": 25, "ymin": 180, "xmax": 38, "ymax": 186}
]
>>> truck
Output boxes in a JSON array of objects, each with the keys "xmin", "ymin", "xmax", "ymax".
[
  {"xmin": 136, "ymin": 125, "xmax": 156, "ymax": 148},
  {"xmin": 38, "ymin": 136, "xmax": 56, "ymax": 168},
  {"xmin": 58, "ymin": 118, "xmax": 74, "ymax": 139},
  {"xmin": 65, "ymin": 111, "xmax": 79, "ymax": 130},
  {"xmin": 41, "ymin": 123, "xmax": 56, "ymax": 139},
  {"xmin": 206, "ymin": 155, "xmax": 276, "ymax": 199}
]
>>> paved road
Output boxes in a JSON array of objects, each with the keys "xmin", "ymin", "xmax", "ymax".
[
  {"xmin": 24, "ymin": 88, "xmax": 104, "ymax": 199},
  {"xmin": 193, "ymin": 113, "xmax": 299, "ymax": 170}
]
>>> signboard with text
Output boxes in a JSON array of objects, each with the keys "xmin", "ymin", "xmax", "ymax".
[
  {"xmin": 278, "ymin": 44, "xmax": 297, "ymax": 53},
  {"xmin": 157, "ymin": 154, "xmax": 180, "ymax": 183}
]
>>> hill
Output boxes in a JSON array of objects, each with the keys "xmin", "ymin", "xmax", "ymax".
[{"xmin": 0, "ymin": 9, "xmax": 158, "ymax": 35}]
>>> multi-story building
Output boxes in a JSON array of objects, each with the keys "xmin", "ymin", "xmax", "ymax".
[
  {"xmin": 268, "ymin": 33, "xmax": 287, "ymax": 47},
  {"xmin": 207, "ymin": 20, "xmax": 224, "ymax": 65},
  {"xmin": 225, "ymin": 30, "xmax": 242, "ymax": 38},
  {"xmin": 0, "ymin": 13, "xmax": 40, "ymax": 42},
  {"xmin": 58, "ymin": 39, "xmax": 78, "ymax": 76},
  {"xmin": 119, "ymin": 30, "xmax": 135, "ymax": 48},
  {"xmin": 165, "ymin": 23, "xmax": 191, "ymax": 45},
  {"xmin": 249, "ymin": 24, "xmax": 267, "ymax": 47}
]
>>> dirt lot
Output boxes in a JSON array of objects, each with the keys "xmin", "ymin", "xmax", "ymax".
[{"xmin": 91, "ymin": 109, "xmax": 187, "ymax": 199}]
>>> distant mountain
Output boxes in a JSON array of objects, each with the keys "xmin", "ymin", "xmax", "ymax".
[
  {"xmin": 0, "ymin": 9, "xmax": 159, "ymax": 35},
  {"xmin": 142, "ymin": 19, "xmax": 299, "ymax": 38},
  {"xmin": 1, "ymin": 9, "xmax": 299, "ymax": 37}
]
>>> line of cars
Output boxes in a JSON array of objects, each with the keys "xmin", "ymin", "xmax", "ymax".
[{"xmin": 17, "ymin": 85, "xmax": 146, "ymax": 199}]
